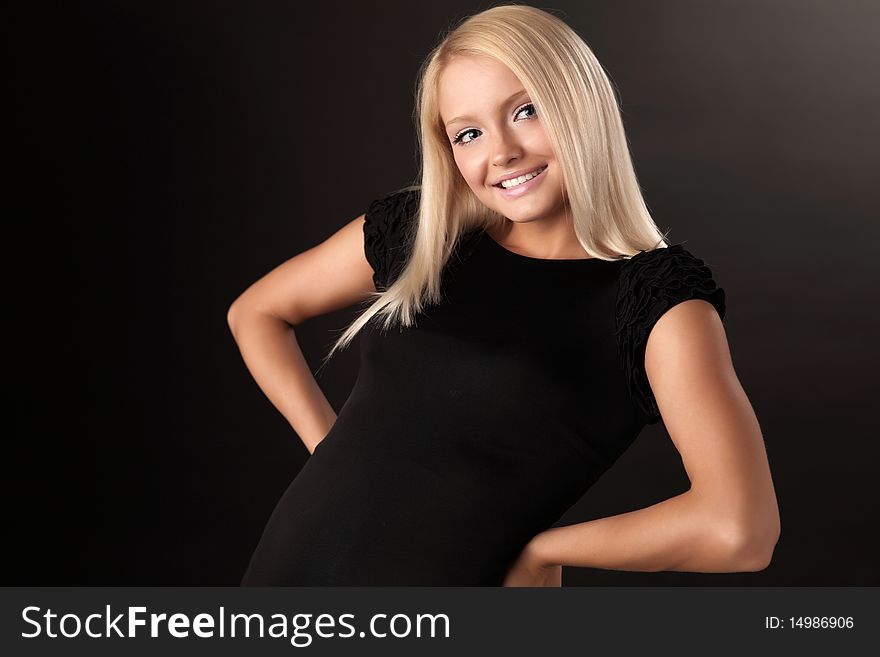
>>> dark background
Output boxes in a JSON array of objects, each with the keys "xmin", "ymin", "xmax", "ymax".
[{"xmin": 9, "ymin": 0, "xmax": 879, "ymax": 585}]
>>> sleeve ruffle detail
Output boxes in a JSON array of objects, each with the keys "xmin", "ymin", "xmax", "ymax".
[
  {"xmin": 615, "ymin": 244, "xmax": 727, "ymax": 425},
  {"xmin": 363, "ymin": 187, "xmax": 420, "ymax": 290}
]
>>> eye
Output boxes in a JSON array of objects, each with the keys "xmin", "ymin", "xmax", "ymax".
[
  {"xmin": 452, "ymin": 128, "xmax": 479, "ymax": 147},
  {"xmin": 450, "ymin": 101, "xmax": 538, "ymax": 147},
  {"xmin": 514, "ymin": 102, "xmax": 537, "ymax": 121}
]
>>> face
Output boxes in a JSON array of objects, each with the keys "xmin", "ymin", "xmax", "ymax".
[{"xmin": 438, "ymin": 55, "xmax": 566, "ymax": 225}]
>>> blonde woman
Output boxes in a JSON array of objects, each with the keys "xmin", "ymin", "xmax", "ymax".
[{"xmin": 229, "ymin": 4, "xmax": 780, "ymax": 586}]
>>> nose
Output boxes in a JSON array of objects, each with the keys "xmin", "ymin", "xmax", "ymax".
[{"xmin": 491, "ymin": 128, "xmax": 523, "ymax": 167}]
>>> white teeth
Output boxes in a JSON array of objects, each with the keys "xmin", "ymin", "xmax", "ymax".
[{"xmin": 499, "ymin": 166, "xmax": 546, "ymax": 189}]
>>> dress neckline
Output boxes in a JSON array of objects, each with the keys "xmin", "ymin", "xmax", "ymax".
[{"xmin": 478, "ymin": 229, "xmax": 626, "ymax": 265}]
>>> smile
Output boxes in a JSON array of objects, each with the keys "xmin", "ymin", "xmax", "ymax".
[{"xmin": 493, "ymin": 165, "xmax": 548, "ymax": 197}]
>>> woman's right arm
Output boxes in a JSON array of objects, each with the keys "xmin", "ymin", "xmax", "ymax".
[{"xmin": 226, "ymin": 213, "xmax": 377, "ymax": 454}]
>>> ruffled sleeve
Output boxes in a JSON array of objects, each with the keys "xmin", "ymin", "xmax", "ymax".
[
  {"xmin": 615, "ymin": 244, "xmax": 727, "ymax": 425},
  {"xmin": 363, "ymin": 187, "xmax": 420, "ymax": 291}
]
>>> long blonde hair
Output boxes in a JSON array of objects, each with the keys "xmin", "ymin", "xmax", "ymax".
[{"xmin": 323, "ymin": 3, "xmax": 668, "ymax": 365}]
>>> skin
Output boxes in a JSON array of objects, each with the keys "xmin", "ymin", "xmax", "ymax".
[{"xmin": 438, "ymin": 55, "xmax": 781, "ymax": 586}]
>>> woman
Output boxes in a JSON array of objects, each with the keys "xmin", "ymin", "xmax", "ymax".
[{"xmin": 228, "ymin": 4, "xmax": 780, "ymax": 586}]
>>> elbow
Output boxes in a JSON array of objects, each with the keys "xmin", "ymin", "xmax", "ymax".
[
  {"xmin": 227, "ymin": 301, "xmax": 242, "ymax": 331},
  {"xmin": 227, "ymin": 301, "xmax": 242, "ymax": 336},
  {"xmin": 228, "ymin": 288, "xmax": 257, "ymax": 331},
  {"xmin": 717, "ymin": 514, "xmax": 781, "ymax": 573},
  {"xmin": 227, "ymin": 297, "xmax": 255, "ymax": 337}
]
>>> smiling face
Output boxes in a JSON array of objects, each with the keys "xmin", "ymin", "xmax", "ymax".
[{"xmin": 438, "ymin": 55, "xmax": 567, "ymax": 226}]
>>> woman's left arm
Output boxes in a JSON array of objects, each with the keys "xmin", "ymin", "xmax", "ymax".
[{"xmin": 505, "ymin": 299, "xmax": 781, "ymax": 585}]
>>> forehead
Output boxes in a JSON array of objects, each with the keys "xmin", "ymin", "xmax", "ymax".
[{"xmin": 438, "ymin": 56, "xmax": 524, "ymax": 120}]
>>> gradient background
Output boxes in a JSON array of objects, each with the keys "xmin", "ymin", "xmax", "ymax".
[{"xmin": 9, "ymin": 0, "xmax": 879, "ymax": 585}]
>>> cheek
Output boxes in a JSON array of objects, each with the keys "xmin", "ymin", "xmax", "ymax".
[
  {"xmin": 524, "ymin": 124, "xmax": 555, "ymax": 156},
  {"xmin": 456, "ymin": 160, "xmax": 483, "ymax": 189}
]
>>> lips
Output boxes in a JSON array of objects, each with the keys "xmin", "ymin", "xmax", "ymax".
[
  {"xmin": 492, "ymin": 165, "xmax": 549, "ymax": 199},
  {"xmin": 492, "ymin": 165, "xmax": 547, "ymax": 187}
]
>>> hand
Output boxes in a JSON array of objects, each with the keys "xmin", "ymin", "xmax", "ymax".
[{"xmin": 503, "ymin": 535, "xmax": 562, "ymax": 587}]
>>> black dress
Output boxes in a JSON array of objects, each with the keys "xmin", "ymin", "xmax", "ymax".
[{"xmin": 240, "ymin": 187, "xmax": 726, "ymax": 586}]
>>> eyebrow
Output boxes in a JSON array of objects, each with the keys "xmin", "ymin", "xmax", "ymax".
[{"xmin": 444, "ymin": 88, "xmax": 529, "ymax": 128}]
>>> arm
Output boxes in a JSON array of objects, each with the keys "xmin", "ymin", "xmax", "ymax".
[
  {"xmin": 516, "ymin": 299, "xmax": 781, "ymax": 580},
  {"xmin": 227, "ymin": 213, "xmax": 378, "ymax": 454}
]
